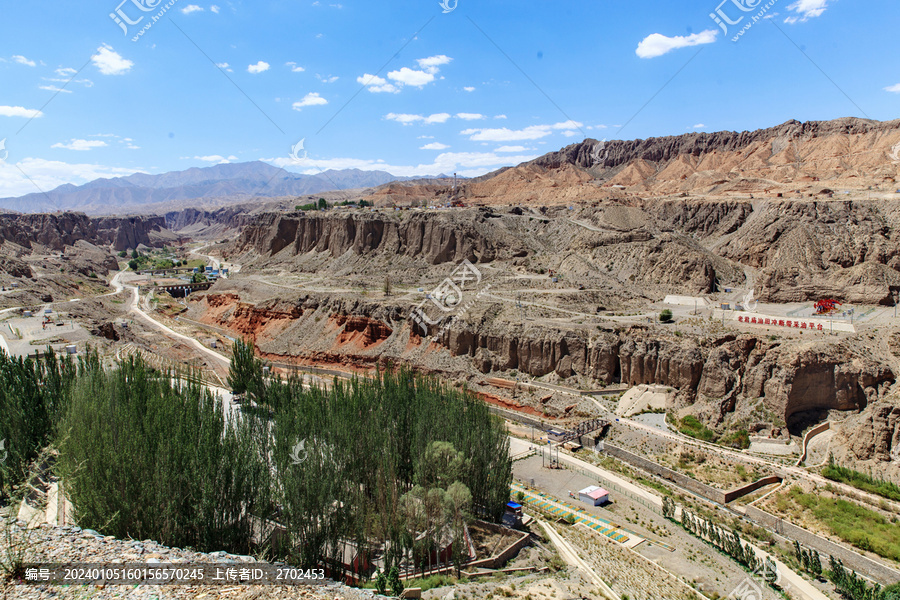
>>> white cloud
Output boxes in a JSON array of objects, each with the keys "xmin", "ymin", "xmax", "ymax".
[
  {"xmin": 210, "ymin": 5, "xmax": 221, "ymax": 13},
  {"xmin": 357, "ymin": 73, "xmax": 399, "ymax": 93},
  {"xmin": 181, "ymin": 4, "xmax": 204, "ymax": 13},
  {"xmin": 456, "ymin": 113, "xmax": 485, "ymax": 121},
  {"xmin": 52, "ymin": 139, "xmax": 108, "ymax": 151},
  {"xmin": 216, "ymin": 62, "xmax": 233, "ymax": 72},
  {"xmin": 360, "ymin": 56, "xmax": 451, "ymax": 94},
  {"xmin": 0, "ymin": 105, "xmax": 43, "ymax": 118},
  {"xmin": 286, "ymin": 62, "xmax": 305, "ymax": 73},
  {"xmin": 417, "ymin": 55, "xmax": 452, "ymax": 74},
  {"xmin": 495, "ymin": 145, "xmax": 528, "ymax": 152},
  {"xmin": 387, "ymin": 67, "xmax": 434, "ymax": 87},
  {"xmin": 12, "ymin": 55, "xmax": 36, "ymax": 67},
  {"xmin": 385, "ymin": 113, "xmax": 451, "ymax": 125},
  {"xmin": 39, "ymin": 85, "xmax": 73, "ymax": 94},
  {"xmin": 91, "ymin": 44, "xmax": 133, "ymax": 75},
  {"xmin": 0, "ymin": 158, "xmax": 141, "ymax": 198},
  {"xmin": 463, "ymin": 86, "xmax": 476, "ymax": 92},
  {"xmin": 884, "ymin": 84, "xmax": 900, "ymax": 94},
  {"xmin": 494, "ymin": 114, "xmax": 507, "ymax": 119},
  {"xmin": 635, "ymin": 30, "xmax": 718, "ymax": 59},
  {"xmin": 421, "ymin": 142, "xmax": 450, "ymax": 150},
  {"xmin": 462, "ymin": 120, "xmax": 583, "ymax": 142},
  {"xmin": 692, "ymin": 123, "xmax": 706, "ymax": 129},
  {"xmin": 292, "ymin": 92, "xmax": 328, "ymax": 110},
  {"xmin": 784, "ymin": 0, "xmax": 828, "ymax": 23},
  {"xmin": 194, "ymin": 155, "xmax": 237, "ymax": 163},
  {"xmin": 56, "ymin": 67, "xmax": 77, "ymax": 77},
  {"xmin": 247, "ymin": 61, "xmax": 270, "ymax": 74},
  {"xmin": 316, "ymin": 74, "xmax": 339, "ymax": 83},
  {"xmin": 264, "ymin": 149, "xmax": 539, "ymax": 179}
]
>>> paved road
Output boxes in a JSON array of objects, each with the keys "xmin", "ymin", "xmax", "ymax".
[{"xmin": 126, "ymin": 285, "xmax": 230, "ymax": 369}]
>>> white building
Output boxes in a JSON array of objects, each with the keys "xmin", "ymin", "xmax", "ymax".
[{"xmin": 578, "ymin": 486, "xmax": 609, "ymax": 506}]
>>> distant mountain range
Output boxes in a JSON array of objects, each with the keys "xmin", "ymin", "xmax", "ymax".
[{"xmin": 0, "ymin": 162, "xmax": 419, "ymax": 215}]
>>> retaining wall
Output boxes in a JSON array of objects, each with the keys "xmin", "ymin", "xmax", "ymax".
[
  {"xmin": 745, "ymin": 506, "xmax": 900, "ymax": 585},
  {"xmin": 797, "ymin": 422, "xmax": 830, "ymax": 466},
  {"xmin": 603, "ymin": 444, "xmax": 782, "ymax": 505},
  {"xmin": 604, "ymin": 443, "xmax": 730, "ymax": 504}
]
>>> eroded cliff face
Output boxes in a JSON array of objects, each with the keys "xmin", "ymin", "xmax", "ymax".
[
  {"xmin": 188, "ymin": 289, "xmax": 895, "ymax": 430},
  {"xmin": 835, "ymin": 403, "xmax": 900, "ymax": 462},
  {"xmin": 0, "ymin": 213, "xmax": 169, "ymax": 252},
  {"xmin": 436, "ymin": 324, "xmax": 892, "ymax": 425},
  {"xmin": 226, "ymin": 198, "xmax": 900, "ymax": 304},
  {"xmin": 229, "ymin": 211, "xmax": 512, "ymax": 265}
]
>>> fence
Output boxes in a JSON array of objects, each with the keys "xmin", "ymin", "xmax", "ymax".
[{"xmin": 563, "ymin": 464, "xmax": 662, "ymax": 515}]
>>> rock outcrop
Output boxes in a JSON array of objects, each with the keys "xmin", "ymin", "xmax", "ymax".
[
  {"xmin": 0, "ymin": 212, "xmax": 171, "ymax": 252},
  {"xmin": 189, "ymin": 286, "xmax": 895, "ymax": 431},
  {"xmin": 229, "ymin": 211, "xmax": 527, "ymax": 265}
]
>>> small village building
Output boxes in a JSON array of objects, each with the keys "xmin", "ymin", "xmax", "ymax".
[{"xmin": 578, "ymin": 486, "xmax": 609, "ymax": 506}]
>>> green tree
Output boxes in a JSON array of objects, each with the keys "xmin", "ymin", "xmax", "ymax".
[
  {"xmin": 57, "ymin": 356, "xmax": 271, "ymax": 553},
  {"xmin": 418, "ymin": 441, "xmax": 467, "ymax": 489},
  {"xmin": 131, "ymin": 249, "xmax": 139, "ymax": 259},
  {"xmin": 128, "ymin": 260, "xmax": 138, "ymax": 271},
  {"xmin": 374, "ymin": 570, "xmax": 387, "ymax": 595},
  {"xmin": 659, "ymin": 309, "xmax": 673, "ymax": 323},
  {"xmin": 318, "ymin": 197, "xmax": 327, "ymax": 210},
  {"xmin": 192, "ymin": 272, "xmax": 208, "ymax": 283},
  {"xmin": 227, "ymin": 338, "xmax": 264, "ymax": 400},
  {"xmin": 387, "ymin": 566, "xmax": 403, "ymax": 597}
]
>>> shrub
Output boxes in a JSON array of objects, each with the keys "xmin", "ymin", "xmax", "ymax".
[
  {"xmin": 822, "ymin": 460, "xmax": 900, "ymax": 503},
  {"xmin": 678, "ymin": 415, "xmax": 716, "ymax": 442},
  {"xmin": 659, "ymin": 309, "xmax": 673, "ymax": 323}
]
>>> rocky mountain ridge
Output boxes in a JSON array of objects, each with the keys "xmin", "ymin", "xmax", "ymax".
[
  {"xmin": 365, "ymin": 117, "xmax": 900, "ymax": 207},
  {"xmin": 0, "ymin": 163, "xmax": 411, "ymax": 215}
]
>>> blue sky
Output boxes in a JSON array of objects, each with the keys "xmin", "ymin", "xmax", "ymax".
[{"xmin": 0, "ymin": 0, "xmax": 898, "ymax": 198}]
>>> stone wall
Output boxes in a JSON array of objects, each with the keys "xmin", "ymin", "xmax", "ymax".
[
  {"xmin": 745, "ymin": 506, "xmax": 900, "ymax": 585},
  {"xmin": 604, "ymin": 443, "xmax": 729, "ymax": 504}
]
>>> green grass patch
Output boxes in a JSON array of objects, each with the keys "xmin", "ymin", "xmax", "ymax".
[
  {"xmin": 361, "ymin": 573, "xmax": 465, "ymax": 591},
  {"xmin": 720, "ymin": 430, "xmax": 751, "ymax": 450},
  {"xmin": 678, "ymin": 415, "xmax": 716, "ymax": 442},
  {"xmin": 822, "ymin": 462, "xmax": 900, "ymax": 503},
  {"xmin": 780, "ymin": 487, "xmax": 900, "ymax": 563}
]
